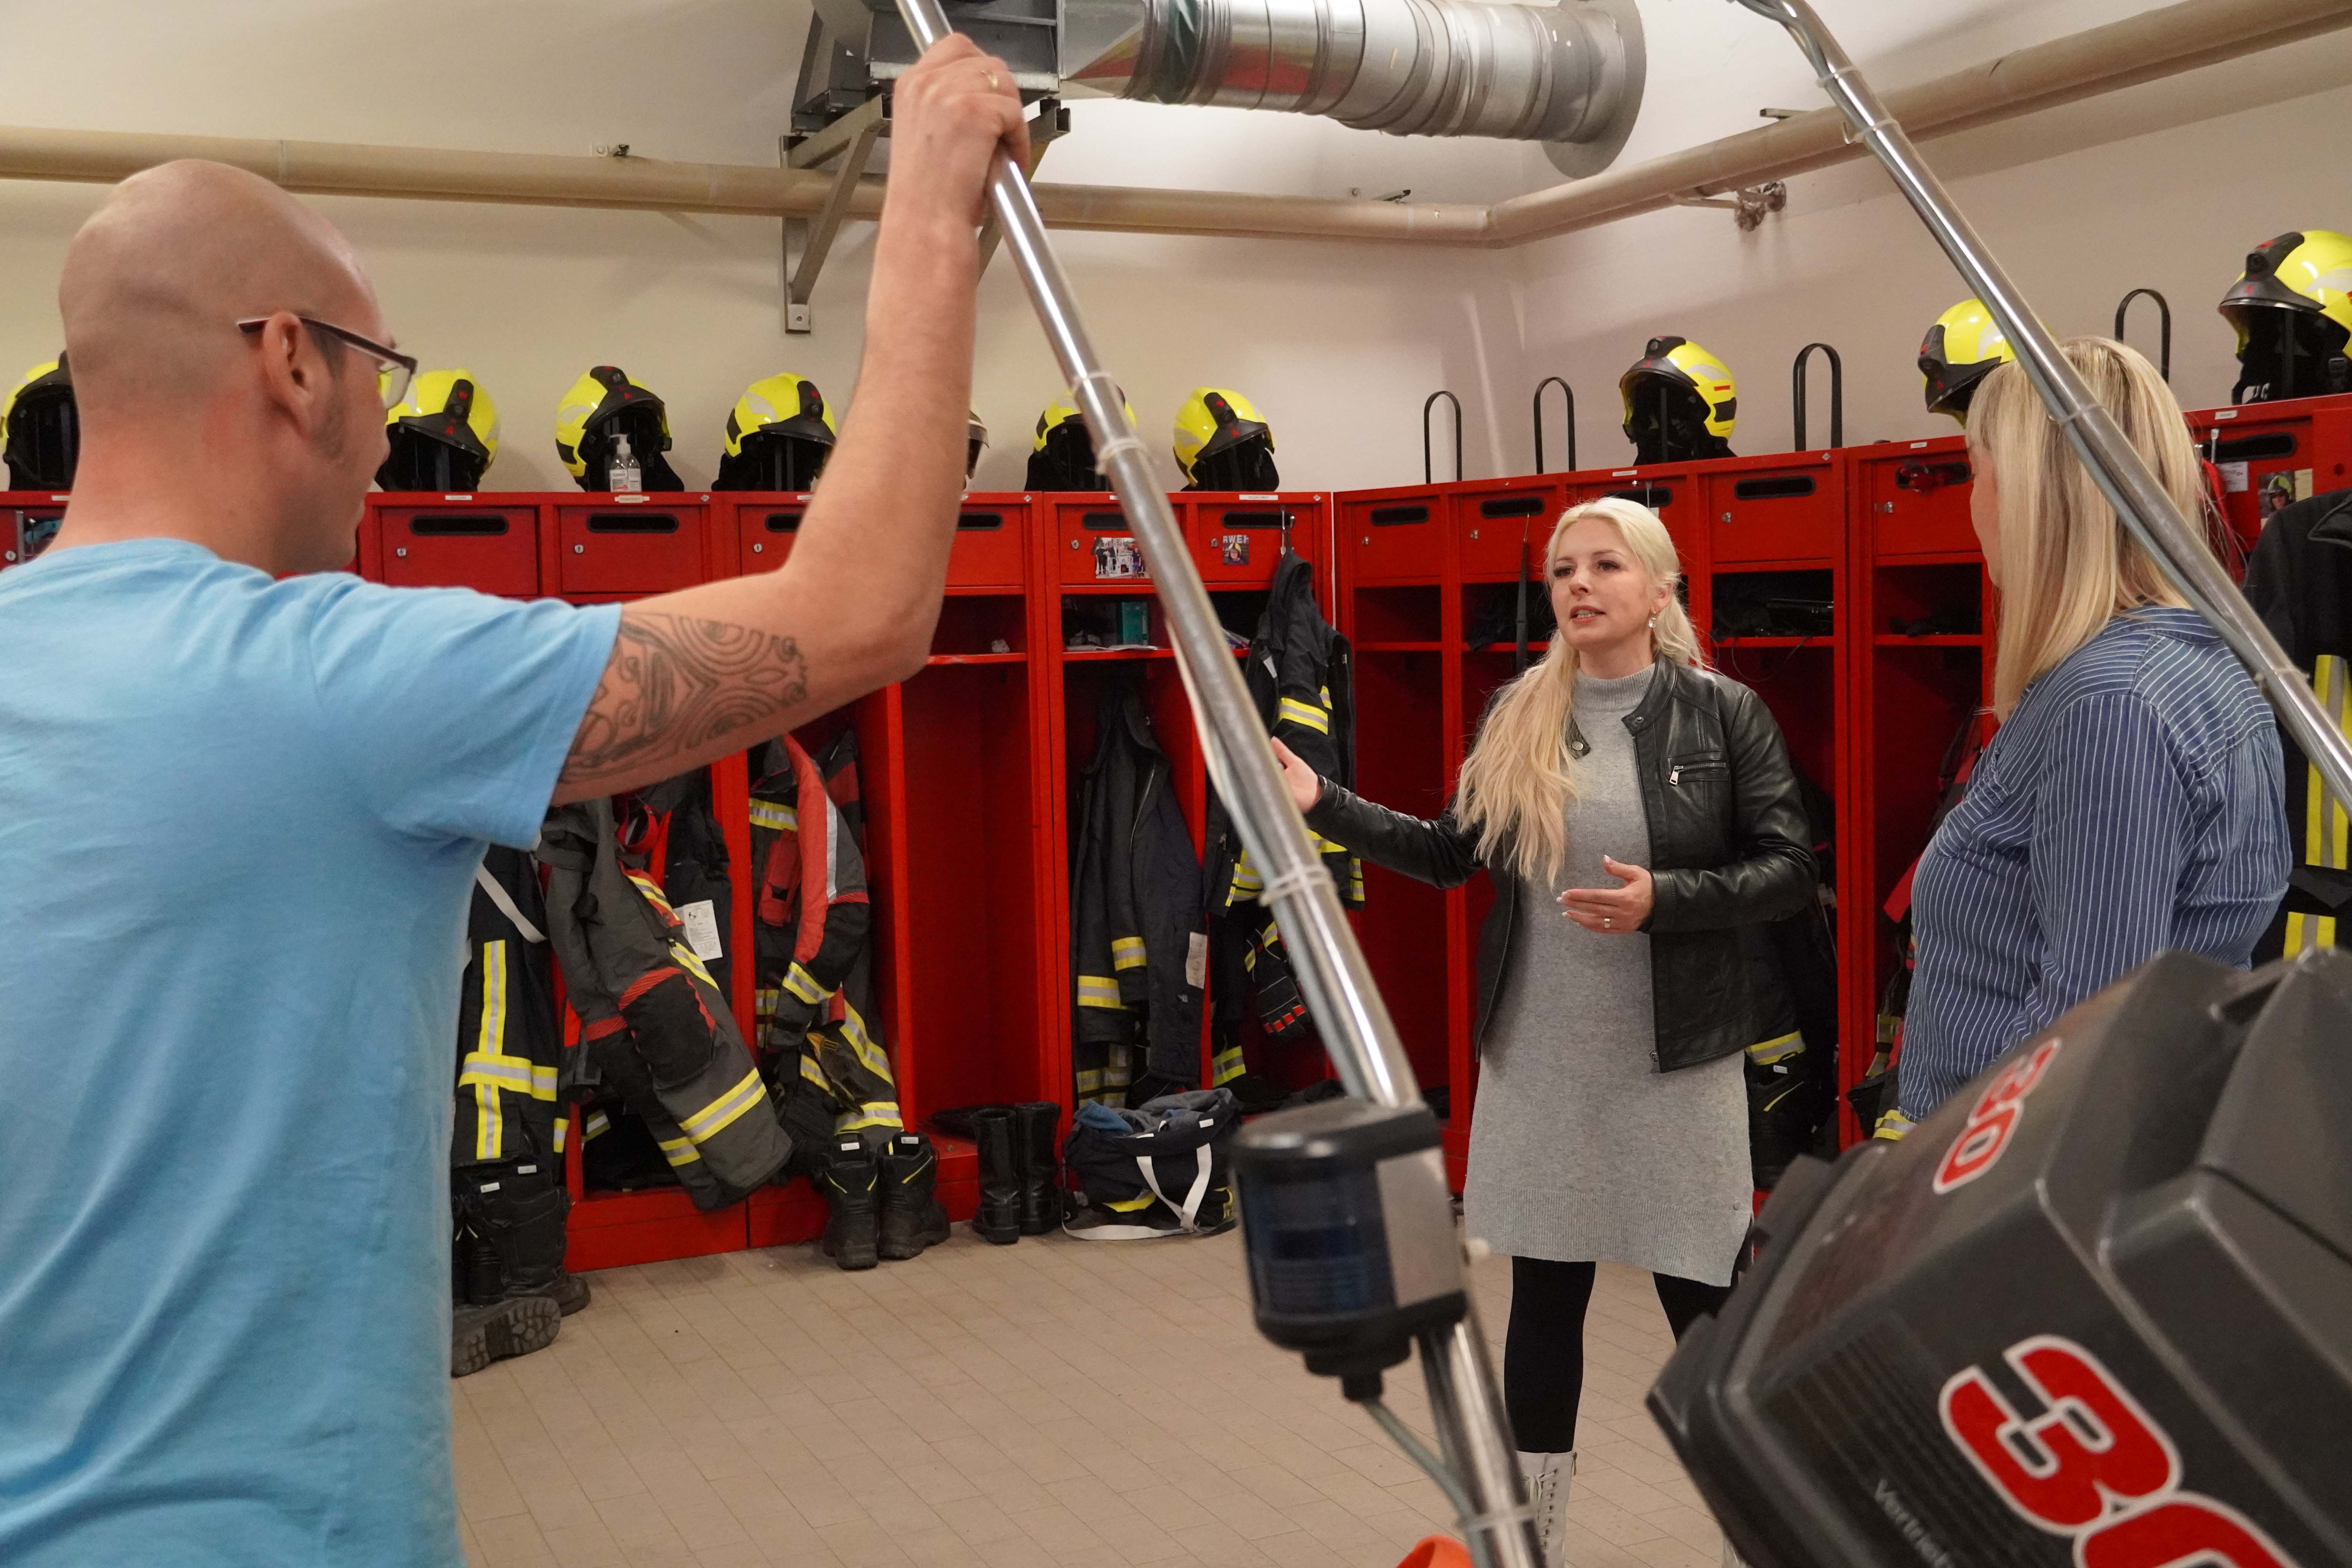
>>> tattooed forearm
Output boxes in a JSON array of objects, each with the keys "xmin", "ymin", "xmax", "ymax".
[{"xmin": 561, "ymin": 611, "xmax": 811, "ymax": 789}]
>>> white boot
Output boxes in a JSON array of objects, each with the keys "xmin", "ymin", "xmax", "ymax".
[{"xmin": 1516, "ymin": 1450, "xmax": 1575, "ymax": 1566}]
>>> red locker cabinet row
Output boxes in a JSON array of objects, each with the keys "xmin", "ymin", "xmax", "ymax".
[
  {"xmin": 347, "ymin": 487, "xmax": 1332, "ymax": 1269},
  {"xmin": 1333, "ymin": 391, "xmax": 2352, "ymax": 1188}
]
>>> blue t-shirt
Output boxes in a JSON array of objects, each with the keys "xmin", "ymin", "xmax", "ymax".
[
  {"xmin": 0, "ymin": 539, "xmax": 620, "ymax": 1565},
  {"xmin": 1901, "ymin": 607, "xmax": 2289, "ymax": 1122}
]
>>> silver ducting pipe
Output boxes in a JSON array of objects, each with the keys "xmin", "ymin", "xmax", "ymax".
[{"xmin": 1063, "ymin": 0, "xmax": 1644, "ymax": 172}]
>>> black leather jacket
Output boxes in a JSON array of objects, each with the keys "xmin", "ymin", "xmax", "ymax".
[{"xmin": 1304, "ymin": 660, "xmax": 1816, "ymax": 1072}]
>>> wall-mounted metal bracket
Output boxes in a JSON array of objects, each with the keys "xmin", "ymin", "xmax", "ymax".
[
  {"xmin": 1670, "ymin": 180, "xmax": 1786, "ymax": 232},
  {"xmin": 977, "ymin": 98, "xmax": 1070, "ymax": 277},
  {"xmin": 781, "ymin": 93, "xmax": 889, "ymax": 334}
]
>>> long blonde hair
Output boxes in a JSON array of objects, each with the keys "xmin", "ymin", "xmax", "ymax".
[
  {"xmin": 1455, "ymin": 497, "xmax": 1703, "ymax": 885},
  {"xmin": 1967, "ymin": 338, "xmax": 2212, "ymax": 715}
]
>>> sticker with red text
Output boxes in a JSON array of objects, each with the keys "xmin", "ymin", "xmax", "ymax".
[
  {"xmin": 1938, "ymin": 1335, "xmax": 2300, "ymax": 1567},
  {"xmin": 1933, "ymin": 1036, "xmax": 2062, "ymax": 1194}
]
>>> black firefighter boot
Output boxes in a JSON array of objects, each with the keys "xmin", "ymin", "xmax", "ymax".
[
  {"xmin": 462, "ymin": 1162, "xmax": 591, "ymax": 1317},
  {"xmin": 877, "ymin": 1132, "xmax": 951, "ymax": 1260},
  {"xmin": 1012, "ymin": 1102, "xmax": 1062, "ymax": 1235},
  {"xmin": 970, "ymin": 1107, "xmax": 1023, "ymax": 1245},
  {"xmin": 818, "ymin": 1137, "xmax": 882, "ymax": 1271}
]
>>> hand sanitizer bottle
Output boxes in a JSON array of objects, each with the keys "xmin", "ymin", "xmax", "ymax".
[{"xmin": 609, "ymin": 433, "xmax": 642, "ymax": 494}]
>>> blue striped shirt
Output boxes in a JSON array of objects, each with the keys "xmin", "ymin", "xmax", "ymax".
[{"xmin": 1900, "ymin": 608, "xmax": 2289, "ymax": 1122}]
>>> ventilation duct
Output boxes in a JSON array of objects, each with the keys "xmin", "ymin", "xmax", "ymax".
[
  {"xmin": 1060, "ymin": 0, "xmax": 1644, "ymax": 171},
  {"xmin": 811, "ymin": 0, "xmax": 1645, "ymax": 177}
]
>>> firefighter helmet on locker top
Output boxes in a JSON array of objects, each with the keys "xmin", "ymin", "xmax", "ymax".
[
  {"xmin": 3, "ymin": 356, "xmax": 78, "ymax": 491},
  {"xmin": 1028, "ymin": 388, "xmax": 1136, "ymax": 492},
  {"xmin": 377, "ymin": 369, "xmax": 500, "ymax": 492},
  {"xmin": 1174, "ymin": 387, "xmax": 1279, "ymax": 491},
  {"xmin": 1620, "ymin": 336, "xmax": 1736, "ymax": 464},
  {"xmin": 2218, "ymin": 229, "xmax": 2352, "ymax": 403},
  {"xmin": 1918, "ymin": 299, "xmax": 2016, "ymax": 423},
  {"xmin": 715, "ymin": 372, "xmax": 836, "ymax": 492},
  {"xmin": 554, "ymin": 365, "xmax": 682, "ymax": 492}
]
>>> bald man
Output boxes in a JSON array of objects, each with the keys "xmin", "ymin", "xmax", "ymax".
[{"xmin": 0, "ymin": 37, "xmax": 1026, "ymax": 1567}]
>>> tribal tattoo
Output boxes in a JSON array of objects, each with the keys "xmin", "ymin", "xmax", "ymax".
[{"xmin": 562, "ymin": 611, "xmax": 809, "ymax": 790}]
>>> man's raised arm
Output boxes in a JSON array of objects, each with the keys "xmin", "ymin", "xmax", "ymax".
[{"xmin": 552, "ymin": 35, "xmax": 1029, "ymax": 804}]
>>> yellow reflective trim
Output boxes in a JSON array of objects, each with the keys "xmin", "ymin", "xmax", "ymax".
[
  {"xmin": 656, "ymin": 1133, "xmax": 704, "ymax": 1167},
  {"xmin": 584, "ymin": 1111, "xmax": 610, "ymax": 1140},
  {"xmin": 1872, "ymin": 1109, "xmax": 1915, "ymax": 1142},
  {"xmin": 838, "ymin": 1004, "xmax": 897, "ymax": 1084},
  {"xmin": 680, "ymin": 1069, "xmax": 766, "ymax": 1142},
  {"xmin": 627, "ymin": 871, "xmax": 676, "ymax": 921},
  {"xmin": 552, "ymin": 1116, "xmax": 569, "ymax": 1153},
  {"xmin": 1211, "ymin": 1047, "xmax": 1246, "ymax": 1086},
  {"xmin": 459, "ymin": 1057, "xmax": 537, "ymax": 1093},
  {"xmin": 783, "ymin": 964, "xmax": 829, "ymax": 1004},
  {"xmin": 800, "ymin": 1054, "xmax": 829, "ymax": 1088},
  {"xmin": 750, "ymin": 800, "xmax": 797, "ymax": 833},
  {"xmin": 836, "ymin": 1102, "xmax": 905, "ymax": 1132},
  {"xmin": 470, "ymin": 941, "xmax": 509, "ymax": 1162},
  {"xmin": 1111, "ymin": 936, "xmax": 1147, "ymax": 971},
  {"xmin": 1310, "ymin": 834, "xmax": 1350, "ymax": 857},
  {"xmin": 1745, "ymin": 1032, "xmax": 1804, "ymax": 1066},
  {"xmin": 1104, "ymin": 1192, "xmax": 1156, "ymax": 1212},
  {"xmin": 662, "ymin": 942, "xmax": 717, "ymax": 992},
  {"xmin": 1077, "ymin": 975, "xmax": 1123, "ymax": 1008},
  {"xmin": 1278, "ymin": 696, "xmax": 1330, "ymax": 734},
  {"xmin": 1074, "ymin": 1068, "xmax": 1104, "ymax": 1093},
  {"xmin": 2316, "ymin": 915, "xmax": 2339, "ymax": 951}
]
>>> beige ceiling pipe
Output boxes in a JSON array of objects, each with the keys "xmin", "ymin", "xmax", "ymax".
[
  {"xmin": 1486, "ymin": 0, "xmax": 2352, "ymax": 245},
  {"xmin": 0, "ymin": 122, "xmax": 1493, "ymax": 245},
  {"xmin": 0, "ymin": 0, "xmax": 2340, "ymax": 250}
]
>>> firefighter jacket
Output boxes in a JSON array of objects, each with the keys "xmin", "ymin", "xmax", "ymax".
[
  {"xmin": 453, "ymin": 847, "xmax": 564, "ymax": 1169},
  {"xmin": 750, "ymin": 733, "xmax": 901, "ymax": 1137},
  {"xmin": 1202, "ymin": 547, "xmax": 1361, "ymax": 1083},
  {"xmin": 630, "ymin": 771, "xmax": 734, "ymax": 1001},
  {"xmin": 1071, "ymin": 678, "xmax": 1206, "ymax": 1103},
  {"xmin": 539, "ymin": 794, "xmax": 791, "ymax": 1209},
  {"xmin": 2243, "ymin": 486, "xmax": 2352, "ymax": 957}
]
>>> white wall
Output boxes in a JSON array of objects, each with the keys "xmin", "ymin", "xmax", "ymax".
[
  {"xmin": 0, "ymin": 0, "xmax": 2348, "ymax": 493},
  {"xmin": 1494, "ymin": 7, "xmax": 2352, "ymax": 472}
]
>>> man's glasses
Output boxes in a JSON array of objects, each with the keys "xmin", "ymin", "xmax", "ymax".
[{"xmin": 236, "ymin": 316, "xmax": 417, "ymax": 410}]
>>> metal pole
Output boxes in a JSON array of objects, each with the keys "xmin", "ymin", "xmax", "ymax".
[
  {"xmin": 1730, "ymin": 0, "xmax": 2352, "ymax": 810},
  {"xmin": 884, "ymin": 6, "xmax": 1540, "ymax": 1565}
]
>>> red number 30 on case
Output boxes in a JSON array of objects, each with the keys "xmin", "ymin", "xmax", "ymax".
[
  {"xmin": 1938, "ymin": 1336, "xmax": 2301, "ymax": 1568},
  {"xmin": 1934, "ymin": 1036, "xmax": 2064, "ymax": 1194}
]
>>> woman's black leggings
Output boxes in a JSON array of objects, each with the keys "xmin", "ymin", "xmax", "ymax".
[{"xmin": 1504, "ymin": 1257, "xmax": 1731, "ymax": 1454}]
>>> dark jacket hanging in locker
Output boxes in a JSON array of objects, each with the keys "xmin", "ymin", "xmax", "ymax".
[
  {"xmin": 1071, "ymin": 677, "xmax": 1207, "ymax": 1105},
  {"xmin": 628, "ymin": 771, "xmax": 733, "ymax": 1002},
  {"xmin": 2242, "ymin": 486, "xmax": 2352, "ymax": 959},
  {"xmin": 452, "ymin": 846, "xmax": 564, "ymax": 1168},
  {"xmin": 539, "ymin": 791, "xmax": 793, "ymax": 1209},
  {"xmin": 750, "ymin": 732, "xmax": 901, "ymax": 1141},
  {"xmin": 1202, "ymin": 546, "xmax": 1363, "ymax": 1082}
]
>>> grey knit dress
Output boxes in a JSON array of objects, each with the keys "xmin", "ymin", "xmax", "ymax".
[{"xmin": 1461, "ymin": 664, "xmax": 1753, "ymax": 1287}]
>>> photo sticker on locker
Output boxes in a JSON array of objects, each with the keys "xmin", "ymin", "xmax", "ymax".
[
  {"xmin": 2260, "ymin": 468, "xmax": 2313, "ymax": 523},
  {"xmin": 1219, "ymin": 534, "xmax": 1250, "ymax": 567},
  {"xmin": 1094, "ymin": 537, "xmax": 1145, "ymax": 579}
]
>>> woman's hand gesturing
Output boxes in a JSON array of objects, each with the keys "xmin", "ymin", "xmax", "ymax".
[
  {"xmin": 1270, "ymin": 738, "xmax": 1323, "ymax": 813},
  {"xmin": 1561, "ymin": 856, "xmax": 1654, "ymax": 935}
]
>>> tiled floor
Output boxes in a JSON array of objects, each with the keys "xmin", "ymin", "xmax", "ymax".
[{"xmin": 454, "ymin": 1228, "xmax": 1730, "ymax": 1568}]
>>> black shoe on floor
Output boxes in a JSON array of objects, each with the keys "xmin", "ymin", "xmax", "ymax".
[
  {"xmin": 878, "ymin": 1132, "xmax": 953, "ymax": 1260},
  {"xmin": 1011, "ymin": 1102, "xmax": 1062, "ymax": 1236},
  {"xmin": 452, "ymin": 1296, "xmax": 560, "ymax": 1377},
  {"xmin": 818, "ymin": 1138, "xmax": 882, "ymax": 1270},
  {"xmin": 970, "ymin": 1107, "xmax": 1022, "ymax": 1245}
]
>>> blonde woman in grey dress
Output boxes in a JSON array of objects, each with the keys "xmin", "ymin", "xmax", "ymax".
[{"xmin": 1275, "ymin": 498, "xmax": 1816, "ymax": 1564}]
